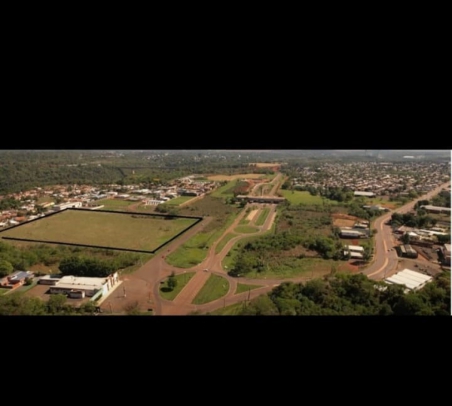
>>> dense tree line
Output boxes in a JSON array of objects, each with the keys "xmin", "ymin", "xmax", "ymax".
[
  {"xmin": 0, "ymin": 293, "xmax": 98, "ymax": 315},
  {"xmin": 0, "ymin": 150, "xmax": 279, "ymax": 194},
  {"xmin": 0, "ymin": 241, "xmax": 141, "ymax": 277},
  {"xmin": 390, "ymin": 212, "xmax": 437, "ymax": 229},
  {"xmin": 431, "ymin": 191, "xmax": 451, "ymax": 208},
  {"xmin": 238, "ymin": 271, "xmax": 450, "ymax": 316}
]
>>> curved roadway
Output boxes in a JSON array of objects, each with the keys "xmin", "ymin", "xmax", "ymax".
[{"xmin": 100, "ymin": 174, "xmax": 450, "ymax": 315}]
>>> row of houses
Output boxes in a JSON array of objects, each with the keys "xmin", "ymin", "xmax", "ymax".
[{"xmin": 292, "ymin": 161, "xmax": 450, "ymax": 197}]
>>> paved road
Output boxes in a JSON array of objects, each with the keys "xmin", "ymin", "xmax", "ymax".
[
  {"xmin": 100, "ymin": 175, "xmax": 450, "ymax": 315},
  {"xmin": 364, "ymin": 180, "xmax": 450, "ymax": 281}
]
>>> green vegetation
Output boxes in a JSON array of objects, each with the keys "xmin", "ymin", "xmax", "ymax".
[
  {"xmin": 192, "ymin": 274, "xmax": 230, "ymax": 305},
  {"xmin": 96, "ymin": 198, "xmax": 134, "ymax": 210},
  {"xmin": 255, "ymin": 208, "xmax": 270, "ymax": 226},
  {"xmin": 239, "ymin": 217, "xmax": 250, "ymax": 225},
  {"xmin": 215, "ymin": 233, "xmax": 237, "ymax": 255},
  {"xmin": 159, "ymin": 272, "xmax": 195, "ymax": 301},
  {"xmin": 0, "ymin": 240, "xmax": 144, "ymax": 277},
  {"xmin": 235, "ymin": 283, "xmax": 261, "ymax": 294},
  {"xmin": 166, "ymin": 233, "xmax": 213, "ymax": 268},
  {"xmin": 166, "ymin": 196, "xmax": 242, "ymax": 268},
  {"xmin": 211, "ymin": 181, "xmax": 236, "ymax": 198},
  {"xmin": 239, "ymin": 271, "xmax": 451, "ymax": 316},
  {"xmin": 225, "ymin": 204, "xmax": 363, "ymax": 278},
  {"xmin": 0, "ymin": 291, "xmax": 101, "ymax": 315},
  {"xmin": 13, "ymin": 280, "xmax": 38, "ymax": 294},
  {"xmin": 164, "ymin": 196, "xmax": 195, "ymax": 206},
  {"xmin": 0, "ymin": 288, "xmax": 10, "ymax": 295},
  {"xmin": 234, "ymin": 225, "xmax": 259, "ymax": 234},
  {"xmin": 209, "ymin": 302, "xmax": 247, "ymax": 315},
  {"xmin": 280, "ymin": 190, "xmax": 338, "ymax": 206},
  {"xmin": 1, "ymin": 210, "xmax": 198, "ymax": 252}
]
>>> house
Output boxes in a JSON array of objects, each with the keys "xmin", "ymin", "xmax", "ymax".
[
  {"xmin": 354, "ymin": 191, "xmax": 375, "ymax": 197},
  {"xmin": 340, "ymin": 229, "xmax": 366, "ymax": 238},
  {"xmin": 420, "ymin": 205, "xmax": 451, "ymax": 214},
  {"xmin": 48, "ymin": 273, "xmax": 119, "ymax": 300},
  {"xmin": 346, "ymin": 245, "xmax": 364, "ymax": 253},
  {"xmin": 0, "ymin": 271, "xmax": 34, "ymax": 290},
  {"xmin": 397, "ymin": 244, "xmax": 418, "ymax": 259},
  {"xmin": 440, "ymin": 244, "xmax": 451, "ymax": 266},
  {"xmin": 53, "ymin": 201, "xmax": 83, "ymax": 211}
]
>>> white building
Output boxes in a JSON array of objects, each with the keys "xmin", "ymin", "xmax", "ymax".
[
  {"xmin": 46, "ymin": 273, "xmax": 119, "ymax": 299},
  {"xmin": 347, "ymin": 245, "xmax": 364, "ymax": 252},
  {"xmin": 354, "ymin": 191, "xmax": 375, "ymax": 197},
  {"xmin": 385, "ymin": 269, "xmax": 432, "ymax": 292},
  {"xmin": 54, "ymin": 201, "xmax": 83, "ymax": 211}
]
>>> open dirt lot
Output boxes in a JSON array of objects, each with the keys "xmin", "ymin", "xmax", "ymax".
[
  {"xmin": 246, "ymin": 209, "xmax": 258, "ymax": 221},
  {"xmin": 332, "ymin": 213, "xmax": 361, "ymax": 228}
]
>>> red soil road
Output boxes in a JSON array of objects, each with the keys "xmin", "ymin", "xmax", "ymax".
[{"xmin": 102, "ymin": 176, "xmax": 452, "ymax": 315}]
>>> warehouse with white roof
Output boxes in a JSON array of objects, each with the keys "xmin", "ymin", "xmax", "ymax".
[{"xmin": 384, "ymin": 269, "xmax": 432, "ymax": 292}]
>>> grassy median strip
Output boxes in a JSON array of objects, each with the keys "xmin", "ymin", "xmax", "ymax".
[
  {"xmin": 209, "ymin": 302, "xmax": 245, "ymax": 315},
  {"xmin": 255, "ymin": 208, "xmax": 269, "ymax": 226},
  {"xmin": 215, "ymin": 232, "xmax": 237, "ymax": 255},
  {"xmin": 235, "ymin": 283, "xmax": 261, "ymax": 294},
  {"xmin": 234, "ymin": 225, "xmax": 259, "ymax": 234},
  {"xmin": 159, "ymin": 272, "xmax": 196, "ymax": 301},
  {"xmin": 192, "ymin": 274, "xmax": 229, "ymax": 305}
]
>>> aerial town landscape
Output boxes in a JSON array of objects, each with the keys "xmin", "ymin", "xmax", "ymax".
[{"xmin": 0, "ymin": 149, "xmax": 450, "ymax": 315}]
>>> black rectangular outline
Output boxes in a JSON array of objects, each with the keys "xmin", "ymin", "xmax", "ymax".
[{"xmin": 0, "ymin": 208, "xmax": 203, "ymax": 254}]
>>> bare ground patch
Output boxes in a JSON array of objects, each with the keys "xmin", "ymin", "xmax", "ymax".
[{"xmin": 246, "ymin": 209, "xmax": 258, "ymax": 222}]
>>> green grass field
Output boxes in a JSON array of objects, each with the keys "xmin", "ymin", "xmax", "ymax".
[
  {"xmin": 235, "ymin": 283, "xmax": 261, "ymax": 294},
  {"xmin": 167, "ymin": 197, "xmax": 243, "ymax": 268},
  {"xmin": 166, "ymin": 233, "xmax": 213, "ymax": 268},
  {"xmin": 239, "ymin": 217, "xmax": 250, "ymax": 225},
  {"xmin": 234, "ymin": 225, "xmax": 259, "ymax": 234},
  {"xmin": 159, "ymin": 272, "xmax": 196, "ymax": 301},
  {"xmin": 215, "ymin": 233, "xmax": 237, "ymax": 254},
  {"xmin": 164, "ymin": 196, "xmax": 195, "ymax": 206},
  {"xmin": 221, "ymin": 229, "xmax": 276, "ymax": 271},
  {"xmin": 37, "ymin": 196, "xmax": 55, "ymax": 204},
  {"xmin": 209, "ymin": 302, "xmax": 246, "ymax": 315},
  {"xmin": 280, "ymin": 190, "xmax": 339, "ymax": 206},
  {"xmin": 1, "ymin": 210, "xmax": 199, "ymax": 252},
  {"xmin": 210, "ymin": 181, "xmax": 236, "ymax": 198},
  {"xmin": 255, "ymin": 208, "xmax": 269, "ymax": 226},
  {"xmin": 0, "ymin": 288, "xmax": 10, "ymax": 295},
  {"xmin": 96, "ymin": 198, "xmax": 134, "ymax": 210},
  {"xmin": 192, "ymin": 274, "xmax": 230, "ymax": 305}
]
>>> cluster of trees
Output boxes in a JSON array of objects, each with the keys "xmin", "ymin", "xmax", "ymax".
[
  {"xmin": 229, "ymin": 200, "xmax": 378, "ymax": 277},
  {"xmin": 167, "ymin": 271, "xmax": 178, "ymax": 290},
  {"xmin": 431, "ymin": 191, "xmax": 451, "ymax": 208},
  {"xmin": 232, "ymin": 181, "xmax": 251, "ymax": 197},
  {"xmin": 0, "ymin": 293, "xmax": 99, "ymax": 315},
  {"xmin": 59, "ymin": 256, "xmax": 117, "ymax": 277},
  {"xmin": 0, "ymin": 197, "xmax": 23, "ymax": 211},
  {"xmin": 0, "ymin": 150, "xmax": 283, "ymax": 195},
  {"xmin": 0, "ymin": 241, "xmax": 142, "ymax": 278},
  {"xmin": 390, "ymin": 212, "xmax": 438, "ymax": 229},
  {"xmin": 238, "ymin": 271, "xmax": 450, "ymax": 316}
]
